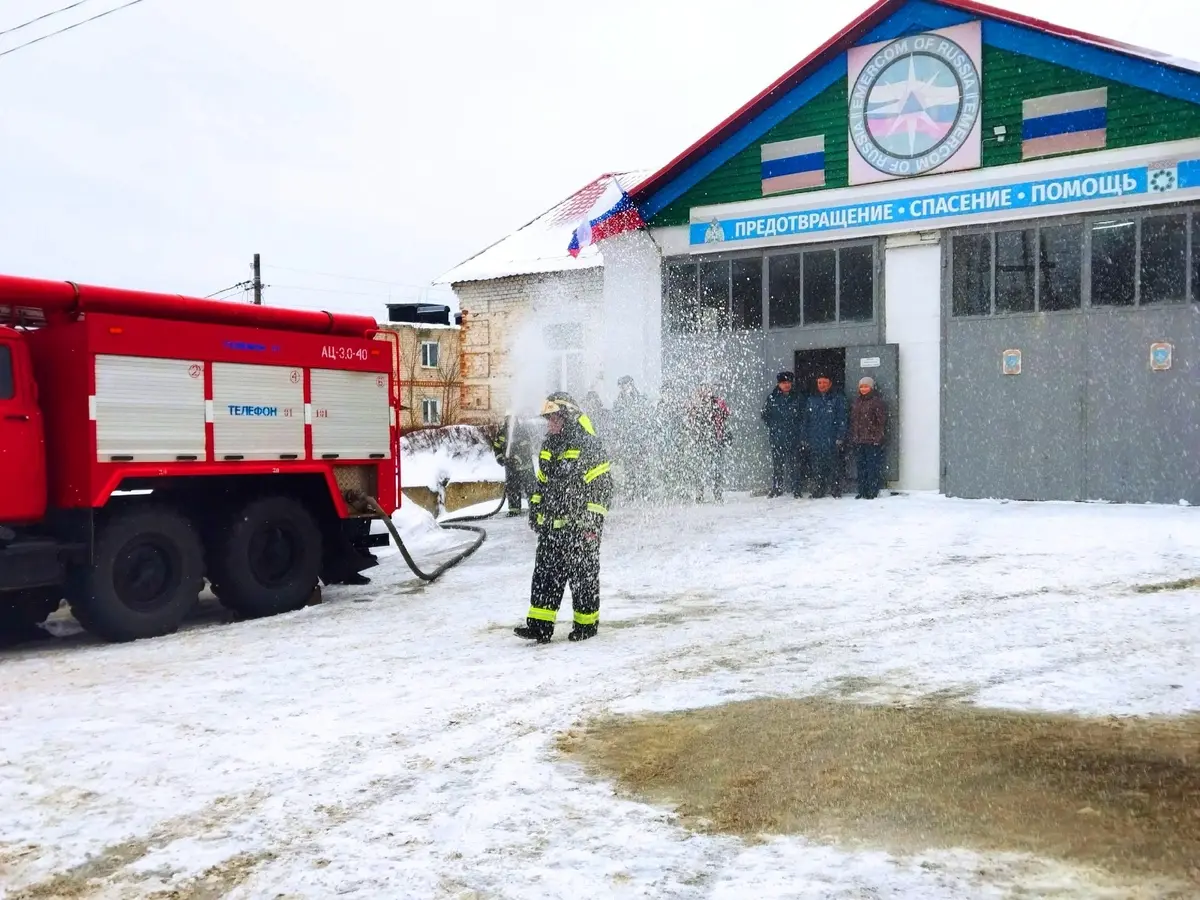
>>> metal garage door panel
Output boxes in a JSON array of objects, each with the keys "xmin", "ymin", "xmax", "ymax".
[
  {"xmin": 944, "ymin": 316, "xmax": 1085, "ymax": 501},
  {"xmin": 1084, "ymin": 308, "xmax": 1200, "ymax": 505},
  {"xmin": 845, "ymin": 344, "xmax": 899, "ymax": 481}
]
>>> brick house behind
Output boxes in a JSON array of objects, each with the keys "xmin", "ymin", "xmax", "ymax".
[{"xmin": 436, "ymin": 171, "xmax": 649, "ymax": 420}]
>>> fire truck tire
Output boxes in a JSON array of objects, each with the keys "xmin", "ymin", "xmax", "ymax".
[
  {"xmin": 67, "ymin": 507, "xmax": 205, "ymax": 642},
  {"xmin": 209, "ymin": 496, "xmax": 322, "ymax": 618}
]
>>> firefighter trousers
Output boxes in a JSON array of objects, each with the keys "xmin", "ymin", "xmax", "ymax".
[{"xmin": 526, "ymin": 531, "xmax": 601, "ymax": 637}]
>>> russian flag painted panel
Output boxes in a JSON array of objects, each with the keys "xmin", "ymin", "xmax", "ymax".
[
  {"xmin": 1022, "ymin": 88, "xmax": 1108, "ymax": 159},
  {"xmin": 761, "ymin": 135, "xmax": 825, "ymax": 196}
]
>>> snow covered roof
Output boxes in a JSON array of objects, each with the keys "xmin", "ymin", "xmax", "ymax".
[{"xmin": 435, "ymin": 170, "xmax": 653, "ymax": 285}]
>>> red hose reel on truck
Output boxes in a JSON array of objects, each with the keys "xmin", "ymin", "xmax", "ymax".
[{"xmin": 0, "ymin": 274, "xmax": 409, "ymax": 642}]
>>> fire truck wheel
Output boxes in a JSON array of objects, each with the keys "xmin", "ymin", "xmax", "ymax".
[
  {"xmin": 67, "ymin": 507, "xmax": 205, "ymax": 642},
  {"xmin": 209, "ymin": 496, "xmax": 322, "ymax": 618}
]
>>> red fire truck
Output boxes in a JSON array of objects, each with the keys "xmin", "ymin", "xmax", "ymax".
[{"xmin": 0, "ymin": 274, "xmax": 400, "ymax": 643}]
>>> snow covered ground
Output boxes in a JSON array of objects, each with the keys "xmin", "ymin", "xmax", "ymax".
[{"xmin": 1, "ymin": 494, "xmax": 1197, "ymax": 898}]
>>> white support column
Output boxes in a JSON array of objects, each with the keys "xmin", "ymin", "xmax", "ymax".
[
  {"xmin": 884, "ymin": 233, "xmax": 942, "ymax": 492},
  {"xmin": 599, "ymin": 231, "xmax": 662, "ymax": 398}
]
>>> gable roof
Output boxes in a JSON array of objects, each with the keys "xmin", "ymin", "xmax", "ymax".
[
  {"xmin": 435, "ymin": 170, "xmax": 653, "ymax": 285},
  {"xmin": 631, "ymin": 0, "xmax": 1200, "ymax": 222}
]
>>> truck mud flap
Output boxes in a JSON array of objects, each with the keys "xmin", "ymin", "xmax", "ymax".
[{"xmin": 320, "ymin": 518, "xmax": 381, "ymax": 585}]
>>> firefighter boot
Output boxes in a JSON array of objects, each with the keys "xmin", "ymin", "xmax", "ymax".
[
  {"xmin": 568, "ymin": 625, "xmax": 598, "ymax": 642},
  {"xmin": 514, "ymin": 625, "xmax": 552, "ymax": 644}
]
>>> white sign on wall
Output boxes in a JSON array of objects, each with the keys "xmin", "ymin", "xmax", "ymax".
[{"xmin": 847, "ymin": 21, "xmax": 983, "ymax": 186}]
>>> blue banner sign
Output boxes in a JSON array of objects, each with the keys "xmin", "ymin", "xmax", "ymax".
[{"xmin": 690, "ymin": 158, "xmax": 1200, "ymax": 247}]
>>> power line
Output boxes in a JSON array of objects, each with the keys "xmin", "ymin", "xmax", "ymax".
[
  {"xmin": 268, "ymin": 283, "xmax": 403, "ymax": 299},
  {"xmin": 0, "ymin": 0, "xmax": 149, "ymax": 60},
  {"xmin": 0, "ymin": 0, "xmax": 94, "ymax": 38},
  {"xmin": 262, "ymin": 263, "xmax": 450, "ymax": 293},
  {"xmin": 206, "ymin": 280, "xmax": 252, "ymax": 299}
]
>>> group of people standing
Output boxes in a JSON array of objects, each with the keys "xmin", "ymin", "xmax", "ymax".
[
  {"xmin": 586, "ymin": 376, "xmax": 731, "ymax": 504},
  {"xmin": 490, "ymin": 374, "xmax": 887, "ymax": 645},
  {"xmin": 494, "ymin": 370, "xmax": 888, "ymax": 518},
  {"xmin": 761, "ymin": 370, "xmax": 888, "ymax": 500}
]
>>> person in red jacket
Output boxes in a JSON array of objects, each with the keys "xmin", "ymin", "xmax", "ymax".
[
  {"xmin": 849, "ymin": 376, "xmax": 888, "ymax": 499},
  {"xmin": 685, "ymin": 385, "xmax": 732, "ymax": 503}
]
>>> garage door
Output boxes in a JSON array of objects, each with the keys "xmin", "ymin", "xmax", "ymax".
[{"xmin": 943, "ymin": 217, "xmax": 1200, "ymax": 505}]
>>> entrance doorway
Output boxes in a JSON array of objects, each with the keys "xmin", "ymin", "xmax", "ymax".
[
  {"xmin": 792, "ymin": 344, "xmax": 901, "ymax": 491},
  {"xmin": 793, "ymin": 348, "xmax": 847, "ymax": 493},
  {"xmin": 793, "ymin": 348, "xmax": 846, "ymax": 397}
]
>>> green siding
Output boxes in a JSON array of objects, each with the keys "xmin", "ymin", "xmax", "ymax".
[
  {"xmin": 978, "ymin": 46, "xmax": 1200, "ymax": 167},
  {"xmin": 653, "ymin": 79, "xmax": 849, "ymax": 228},
  {"xmin": 649, "ymin": 45, "xmax": 1200, "ymax": 228}
]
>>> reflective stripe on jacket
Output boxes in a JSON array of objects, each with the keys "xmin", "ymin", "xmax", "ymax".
[{"xmin": 529, "ymin": 413, "xmax": 613, "ymax": 534}]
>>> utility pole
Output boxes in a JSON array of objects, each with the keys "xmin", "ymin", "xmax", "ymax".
[{"xmin": 252, "ymin": 253, "xmax": 263, "ymax": 305}]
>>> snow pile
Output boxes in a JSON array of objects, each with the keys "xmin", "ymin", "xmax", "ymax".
[
  {"xmin": 400, "ymin": 424, "xmax": 504, "ymax": 489},
  {"xmin": 373, "ymin": 499, "xmax": 477, "ymax": 561}
]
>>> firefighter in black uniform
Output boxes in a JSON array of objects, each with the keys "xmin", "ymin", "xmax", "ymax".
[
  {"xmin": 514, "ymin": 392, "xmax": 613, "ymax": 644},
  {"xmin": 492, "ymin": 414, "xmax": 535, "ymax": 517}
]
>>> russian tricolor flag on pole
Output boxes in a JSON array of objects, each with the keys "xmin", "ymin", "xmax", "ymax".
[{"xmin": 567, "ymin": 179, "xmax": 645, "ymax": 257}]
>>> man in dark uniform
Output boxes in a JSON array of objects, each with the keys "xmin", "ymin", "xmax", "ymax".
[
  {"xmin": 761, "ymin": 371, "xmax": 805, "ymax": 498},
  {"xmin": 515, "ymin": 392, "xmax": 614, "ymax": 644},
  {"xmin": 492, "ymin": 414, "xmax": 535, "ymax": 517},
  {"xmin": 804, "ymin": 376, "xmax": 849, "ymax": 498}
]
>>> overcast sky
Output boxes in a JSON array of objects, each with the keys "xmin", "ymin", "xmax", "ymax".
[{"xmin": 0, "ymin": 0, "xmax": 1194, "ymax": 317}]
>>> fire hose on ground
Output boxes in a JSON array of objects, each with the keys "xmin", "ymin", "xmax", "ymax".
[
  {"xmin": 345, "ymin": 415, "xmax": 518, "ymax": 582},
  {"xmin": 353, "ymin": 492, "xmax": 489, "ymax": 583}
]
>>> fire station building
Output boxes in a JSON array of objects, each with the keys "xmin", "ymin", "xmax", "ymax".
[{"xmin": 598, "ymin": 0, "xmax": 1200, "ymax": 504}]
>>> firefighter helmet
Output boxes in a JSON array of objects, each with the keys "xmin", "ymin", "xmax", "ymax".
[{"xmin": 539, "ymin": 391, "xmax": 581, "ymax": 418}]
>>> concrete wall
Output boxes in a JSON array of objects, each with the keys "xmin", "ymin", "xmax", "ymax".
[
  {"xmin": 452, "ymin": 269, "xmax": 604, "ymax": 418},
  {"xmin": 602, "ymin": 231, "xmax": 664, "ymax": 396}
]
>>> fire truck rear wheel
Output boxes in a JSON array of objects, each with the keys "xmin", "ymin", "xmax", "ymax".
[
  {"xmin": 67, "ymin": 507, "xmax": 205, "ymax": 642},
  {"xmin": 209, "ymin": 496, "xmax": 322, "ymax": 618}
]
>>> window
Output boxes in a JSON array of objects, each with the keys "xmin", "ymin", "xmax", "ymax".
[
  {"xmin": 543, "ymin": 323, "xmax": 585, "ymax": 395},
  {"xmin": 768, "ymin": 243, "xmax": 875, "ymax": 328},
  {"xmin": 420, "ymin": 341, "xmax": 439, "ymax": 368},
  {"xmin": 952, "ymin": 233, "xmax": 991, "ymax": 316},
  {"xmin": 698, "ymin": 260, "xmax": 730, "ymax": 330},
  {"xmin": 547, "ymin": 351, "xmax": 585, "ymax": 395},
  {"xmin": 731, "ymin": 258, "xmax": 763, "ymax": 330},
  {"xmin": 544, "ymin": 322, "xmax": 583, "ymax": 350},
  {"xmin": 669, "ymin": 242, "xmax": 875, "ymax": 334},
  {"xmin": 664, "ymin": 263, "xmax": 698, "ymax": 334},
  {"xmin": 1090, "ymin": 218, "xmax": 1137, "ymax": 307},
  {"xmin": 1140, "ymin": 214, "xmax": 1187, "ymax": 304},
  {"xmin": 768, "ymin": 254, "xmax": 801, "ymax": 328},
  {"xmin": 803, "ymin": 249, "xmax": 836, "ymax": 324},
  {"xmin": 0, "ymin": 344, "xmax": 12, "ymax": 400},
  {"xmin": 995, "ymin": 229, "xmax": 1035, "ymax": 313},
  {"xmin": 1038, "ymin": 224, "xmax": 1082, "ymax": 311},
  {"xmin": 838, "ymin": 245, "xmax": 875, "ymax": 321},
  {"xmin": 953, "ymin": 208, "xmax": 1200, "ymax": 315},
  {"xmin": 421, "ymin": 398, "xmax": 441, "ymax": 425},
  {"xmin": 1193, "ymin": 215, "xmax": 1200, "ymax": 305}
]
